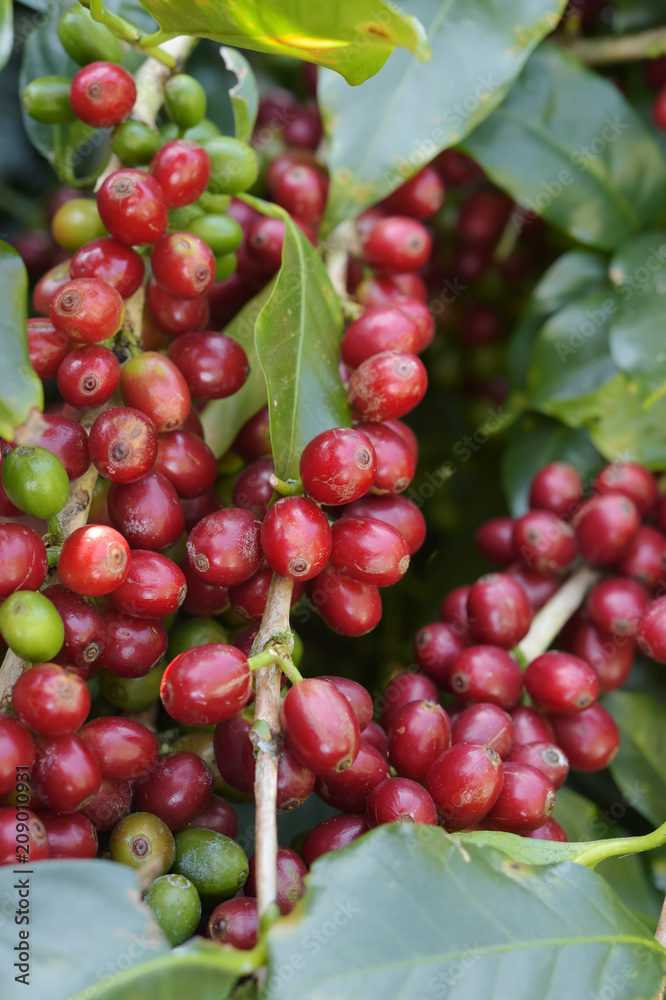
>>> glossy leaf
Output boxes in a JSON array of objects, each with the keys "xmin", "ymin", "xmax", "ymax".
[
  {"xmin": 0, "ymin": 242, "xmax": 43, "ymax": 441},
  {"xmin": 607, "ymin": 232, "xmax": 666, "ymax": 396},
  {"xmin": 220, "ymin": 47, "xmax": 258, "ymax": 144},
  {"xmin": 0, "ymin": 0, "xmax": 12, "ymax": 73},
  {"xmin": 606, "ymin": 690, "xmax": 666, "ymax": 827},
  {"xmin": 319, "ymin": 0, "xmax": 566, "ymax": 231},
  {"xmin": 265, "ymin": 824, "xmax": 665, "ymax": 1000},
  {"xmin": 463, "ymin": 44, "xmax": 666, "ymax": 251},
  {"xmin": 136, "ymin": 0, "xmax": 429, "ymax": 86},
  {"xmin": 501, "ymin": 412, "xmax": 602, "ymax": 515},
  {"xmin": 0, "ymin": 860, "xmax": 167, "ymax": 1000},
  {"xmin": 246, "ymin": 197, "xmax": 350, "ymax": 483},
  {"xmin": 200, "ymin": 283, "xmax": 271, "ymax": 458},
  {"xmin": 68, "ymin": 939, "xmax": 239, "ymax": 1000}
]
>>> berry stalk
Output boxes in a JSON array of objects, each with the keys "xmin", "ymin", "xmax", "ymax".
[{"xmin": 514, "ymin": 565, "xmax": 601, "ymax": 665}]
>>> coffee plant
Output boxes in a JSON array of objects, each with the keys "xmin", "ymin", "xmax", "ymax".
[{"xmin": 5, "ymin": 0, "xmax": 666, "ymax": 997}]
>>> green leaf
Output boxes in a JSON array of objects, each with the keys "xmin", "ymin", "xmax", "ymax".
[
  {"xmin": 265, "ymin": 825, "xmax": 665, "ymax": 1000},
  {"xmin": 607, "ymin": 232, "xmax": 666, "ymax": 396},
  {"xmin": 0, "ymin": 242, "xmax": 43, "ymax": 440},
  {"xmin": 463, "ymin": 44, "xmax": 666, "ymax": 251},
  {"xmin": 136, "ymin": 0, "xmax": 430, "ymax": 86},
  {"xmin": 221, "ymin": 47, "xmax": 258, "ymax": 144},
  {"xmin": 0, "ymin": 859, "xmax": 168, "ymax": 1000},
  {"xmin": 606, "ymin": 690, "xmax": 666, "ymax": 828},
  {"xmin": 68, "ymin": 939, "xmax": 238, "ymax": 1000},
  {"xmin": 246, "ymin": 198, "xmax": 350, "ymax": 482},
  {"xmin": 200, "ymin": 283, "xmax": 271, "ymax": 459},
  {"xmin": 318, "ymin": 0, "xmax": 566, "ymax": 231},
  {"xmin": 0, "ymin": 0, "xmax": 12, "ymax": 73},
  {"xmin": 501, "ymin": 412, "xmax": 602, "ymax": 515}
]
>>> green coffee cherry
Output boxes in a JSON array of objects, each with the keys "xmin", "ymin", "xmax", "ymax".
[
  {"xmin": 100, "ymin": 662, "xmax": 166, "ymax": 711},
  {"xmin": 172, "ymin": 829, "xmax": 248, "ymax": 899},
  {"xmin": 186, "ymin": 214, "xmax": 242, "ymax": 255},
  {"xmin": 203, "ymin": 136, "xmax": 259, "ymax": 195},
  {"xmin": 168, "ymin": 205, "xmax": 206, "ymax": 231},
  {"xmin": 111, "ymin": 122, "xmax": 162, "ymax": 166},
  {"xmin": 214, "ymin": 253, "xmax": 237, "ymax": 282},
  {"xmin": 159, "ymin": 122, "xmax": 180, "ymax": 142},
  {"xmin": 57, "ymin": 5, "xmax": 122, "ymax": 65},
  {"xmin": 1, "ymin": 445, "xmax": 69, "ymax": 520},
  {"xmin": 0, "ymin": 591, "xmax": 64, "ymax": 663},
  {"xmin": 22, "ymin": 77, "xmax": 76, "ymax": 125},
  {"xmin": 164, "ymin": 74, "xmax": 206, "ymax": 130},
  {"xmin": 144, "ymin": 874, "xmax": 201, "ymax": 946},
  {"xmin": 195, "ymin": 192, "xmax": 232, "ymax": 214},
  {"xmin": 183, "ymin": 118, "xmax": 220, "ymax": 143},
  {"xmin": 167, "ymin": 617, "xmax": 229, "ymax": 661},
  {"xmin": 51, "ymin": 198, "xmax": 107, "ymax": 252},
  {"xmin": 110, "ymin": 813, "xmax": 176, "ymax": 876}
]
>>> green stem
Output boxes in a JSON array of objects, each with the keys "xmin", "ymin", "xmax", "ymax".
[
  {"xmin": 573, "ymin": 818, "xmax": 666, "ymax": 868},
  {"xmin": 277, "ymin": 655, "xmax": 303, "ymax": 686},
  {"xmin": 268, "ymin": 474, "xmax": 304, "ymax": 497},
  {"xmin": 248, "ymin": 649, "xmax": 279, "ymax": 670},
  {"xmin": 561, "ymin": 25, "xmax": 666, "ymax": 65},
  {"xmin": 88, "ymin": 0, "xmax": 140, "ymax": 42},
  {"xmin": 47, "ymin": 516, "xmax": 64, "ymax": 544}
]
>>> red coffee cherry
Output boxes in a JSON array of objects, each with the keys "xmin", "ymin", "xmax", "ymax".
[
  {"xmin": 70, "ymin": 237, "xmax": 144, "ymax": 298},
  {"xmin": 506, "ymin": 564, "xmax": 560, "ymax": 611},
  {"xmin": 274, "ymin": 164, "xmax": 327, "ymax": 228},
  {"xmin": 383, "ymin": 166, "xmax": 445, "ymax": 220},
  {"xmin": 426, "ymin": 743, "xmax": 503, "ymax": 831},
  {"xmin": 214, "ymin": 713, "xmax": 253, "ymax": 794},
  {"xmin": 234, "ymin": 404, "xmax": 271, "ymax": 461},
  {"xmin": 361, "ymin": 216, "xmax": 431, "ymax": 272},
  {"xmin": 637, "ymin": 596, "xmax": 666, "ymax": 662},
  {"xmin": 33, "ymin": 260, "xmax": 71, "ymax": 316},
  {"xmin": 280, "ymin": 677, "xmax": 361, "ymax": 774},
  {"xmin": 245, "ymin": 217, "xmax": 285, "ymax": 276},
  {"xmin": 300, "ymin": 427, "xmax": 377, "ymax": 505},
  {"xmin": 81, "ymin": 776, "xmax": 132, "ymax": 832},
  {"xmin": 167, "ymin": 331, "xmax": 249, "ymax": 400},
  {"xmin": 97, "ymin": 169, "xmax": 168, "ymax": 246},
  {"xmin": 245, "ymin": 847, "xmax": 307, "ymax": 915},
  {"xmin": 107, "ymin": 472, "xmax": 184, "ymax": 551},
  {"xmin": 508, "ymin": 741, "xmax": 569, "ymax": 790},
  {"xmin": 187, "ymin": 508, "xmax": 263, "ymax": 587},
  {"xmin": 89, "ymin": 406, "xmax": 158, "ymax": 483},
  {"xmin": 45, "ymin": 585, "xmax": 107, "ymax": 672},
  {"xmin": 188, "ymin": 794, "xmax": 239, "ymax": 839},
  {"xmin": 57, "ymin": 344, "xmax": 121, "ymax": 408},
  {"xmin": 388, "ymin": 700, "xmax": 451, "ymax": 783},
  {"xmin": 242, "ymin": 740, "xmax": 315, "ymax": 813},
  {"xmin": 524, "ymin": 651, "xmax": 599, "ymax": 713},
  {"xmin": 395, "ymin": 300, "xmax": 435, "ymax": 353},
  {"xmin": 0, "ymin": 717, "xmax": 35, "ymax": 796},
  {"xmin": 232, "ymin": 458, "xmax": 275, "ymax": 517},
  {"xmin": 512, "ymin": 511, "xmax": 577, "ymax": 574},
  {"xmin": 440, "ymin": 585, "xmax": 472, "ymax": 635},
  {"xmin": 301, "ymin": 813, "xmax": 369, "ymax": 866},
  {"xmin": 361, "ymin": 721, "xmax": 389, "ymax": 758},
  {"xmin": 31, "ymin": 413, "xmax": 90, "ymax": 483},
  {"xmin": 261, "ymin": 496, "xmax": 332, "ymax": 581},
  {"xmin": 449, "ymin": 645, "xmax": 524, "ymax": 710},
  {"xmin": 70, "ymin": 62, "xmax": 136, "ymax": 127},
  {"xmin": 79, "ymin": 716, "xmax": 159, "ymax": 780},
  {"xmin": 348, "ymin": 351, "xmax": 427, "ymax": 422},
  {"xmin": 307, "ymin": 564, "xmax": 382, "ymax": 636},
  {"xmin": 523, "ymin": 817, "xmax": 568, "ymax": 842},
  {"xmin": 329, "ymin": 515, "xmax": 410, "ymax": 587},
  {"xmin": 27, "ymin": 318, "xmax": 71, "ymax": 379},
  {"xmin": 342, "ymin": 494, "xmax": 426, "ymax": 555},
  {"xmin": 41, "ymin": 812, "xmax": 98, "ymax": 859},
  {"xmin": 320, "ymin": 676, "xmax": 374, "ymax": 732},
  {"xmin": 0, "ymin": 524, "xmax": 47, "ymax": 599},
  {"xmin": 413, "ymin": 621, "xmax": 466, "ymax": 687},
  {"xmin": 467, "ymin": 573, "xmax": 532, "ymax": 648},
  {"xmin": 120, "ymin": 351, "xmax": 191, "ymax": 434},
  {"xmin": 0, "ymin": 807, "xmax": 49, "ymax": 865},
  {"xmin": 161, "ymin": 644, "xmax": 251, "ymax": 726},
  {"xmin": 208, "ymin": 898, "xmax": 258, "ymax": 950},
  {"xmin": 615, "ymin": 525, "xmax": 666, "ymax": 589},
  {"xmin": 475, "ymin": 517, "xmax": 516, "ymax": 567},
  {"xmin": 574, "ymin": 494, "xmax": 640, "ymax": 565},
  {"xmin": 528, "ymin": 461, "xmax": 583, "ymax": 517},
  {"xmin": 379, "ymin": 672, "xmax": 438, "ymax": 731},
  {"xmin": 107, "ymin": 550, "xmax": 187, "ymax": 618},
  {"xmin": 510, "ymin": 706, "xmax": 555, "ymax": 746},
  {"xmin": 570, "ymin": 621, "xmax": 635, "ymax": 693},
  {"xmin": 483, "ymin": 762, "xmax": 556, "ymax": 833},
  {"xmin": 149, "ymin": 140, "xmax": 211, "ymax": 208},
  {"xmin": 179, "ymin": 560, "xmax": 229, "ymax": 617},
  {"xmin": 314, "ymin": 742, "xmax": 391, "ymax": 812},
  {"xmin": 50, "ymin": 277, "xmax": 124, "ymax": 343},
  {"xmin": 150, "ymin": 232, "xmax": 215, "ymax": 299},
  {"xmin": 146, "ymin": 277, "xmax": 210, "ymax": 335},
  {"xmin": 586, "ymin": 578, "xmax": 649, "ymax": 637},
  {"xmin": 133, "ymin": 752, "xmax": 212, "ymax": 830},
  {"xmin": 58, "ymin": 524, "xmax": 130, "ymax": 596},
  {"xmin": 457, "ymin": 189, "xmax": 512, "ymax": 246},
  {"xmin": 594, "ymin": 462, "xmax": 657, "ymax": 517},
  {"xmin": 451, "ymin": 703, "xmax": 514, "ymax": 759},
  {"xmin": 100, "ymin": 610, "xmax": 167, "ymax": 679},
  {"xmin": 32, "ymin": 733, "xmax": 102, "ymax": 813},
  {"xmin": 548, "ymin": 703, "xmax": 620, "ymax": 771},
  {"xmin": 155, "ymin": 431, "xmax": 217, "ymax": 500},
  {"xmin": 341, "ymin": 306, "xmax": 420, "ymax": 370},
  {"xmin": 366, "ymin": 776, "xmax": 438, "ymax": 826},
  {"xmin": 353, "ymin": 422, "xmax": 416, "ymax": 495}
]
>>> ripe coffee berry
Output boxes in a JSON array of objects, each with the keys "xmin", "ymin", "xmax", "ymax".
[
  {"xmin": 0, "ymin": 808, "xmax": 49, "ymax": 865},
  {"xmin": 449, "ymin": 645, "xmax": 524, "ymax": 709},
  {"xmin": 57, "ymin": 344, "xmax": 121, "ymax": 408},
  {"xmin": 348, "ymin": 351, "xmax": 427, "ymax": 422},
  {"xmin": 0, "ymin": 523, "xmax": 47, "ymax": 599},
  {"xmin": 120, "ymin": 352, "xmax": 191, "ymax": 434},
  {"xmin": 146, "ymin": 277, "xmax": 210, "ymax": 335},
  {"xmin": 134, "ymin": 752, "xmax": 212, "ymax": 831},
  {"xmin": 314, "ymin": 742, "xmax": 391, "ymax": 812},
  {"xmin": 380, "ymin": 671, "xmax": 439, "ymax": 731},
  {"xmin": 107, "ymin": 472, "xmax": 184, "ymax": 551},
  {"xmin": 71, "ymin": 237, "xmax": 144, "ymax": 298},
  {"xmin": 366, "ymin": 776, "xmax": 438, "ymax": 826},
  {"xmin": 58, "ymin": 524, "xmax": 129, "ymax": 596},
  {"xmin": 508, "ymin": 741, "xmax": 569, "ymax": 790},
  {"xmin": 524, "ymin": 651, "xmax": 599, "ymax": 713},
  {"xmin": 548, "ymin": 704, "xmax": 620, "ymax": 771},
  {"xmin": 79, "ymin": 716, "xmax": 159, "ymax": 780},
  {"xmin": 512, "ymin": 511, "xmax": 577, "ymax": 574},
  {"xmin": 330, "ymin": 515, "xmax": 410, "ymax": 587},
  {"xmin": 616, "ymin": 525, "xmax": 666, "ymax": 589},
  {"xmin": 101, "ymin": 610, "xmax": 167, "ymax": 678},
  {"xmin": 467, "ymin": 573, "xmax": 532, "ymax": 648},
  {"xmin": 383, "ymin": 166, "xmax": 445, "ymax": 220},
  {"xmin": 426, "ymin": 743, "xmax": 503, "ymax": 830},
  {"xmin": 528, "ymin": 461, "xmax": 583, "ymax": 516},
  {"xmin": 413, "ymin": 621, "xmax": 466, "ymax": 687},
  {"xmin": 388, "ymin": 700, "xmax": 451, "ymax": 783},
  {"xmin": 360, "ymin": 216, "xmax": 432, "ymax": 272},
  {"xmin": 300, "ymin": 813, "xmax": 369, "ymax": 867},
  {"xmin": 89, "ymin": 406, "xmax": 158, "ymax": 483},
  {"xmin": 45, "ymin": 585, "xmax": 107, "ymax": 672},
  {"xmin": 307, "ymin": 564, "xmax": 382, "ymax": 636},
  {"xmin": 27, "ymin": 318, "xmax": 71, "ymax": 379},
  {"xmin": 274, "ymin": 163, "xmax": 327, "ymax": 227},
  {"xmin": 245, "ymin": 848, "xmax": 307, "ymax": 915},
  {"xmin": 300, "ymin": 427, "xmax": 377, "ymax": 505},
  {"xmin": 167, "ymin": 331, "xmax": 249, "ymax": 400},
  {"xmin": 261, "ymin": 496, "xmax": 332, "ymax": 581},
  {"xmin": 511, "ymin": 705, "xmax": 555, "ymax": 746},
  {"xmin": 70, "ymin": 62, "xmax": 136, "ymax": 127},
  {"xmin": 524, "ymin": 818, "xmax": 568, "ymax": 842},
  {"xmin": 97, "ymin": 169, "xmax": 168, "ymax": 246},
  {"xmin": 150, "ymin": 140, "xmax": 211, "ymax": 208},
  {"xmin": 341, "ymin": 306, "xmax": 420, "ymax": 370},
  {"xmin": 483, "ymin": 762, "xmax": 556, "ymax": 833},
  {"xmin": 280, "ymin": 677, "xmax": 361, "ymax": 774},
  {"xmin": 0, "ymin": 717, "xmax": 35, "ymax": 796},
  {"xmin": 574, "ymin": 494, "xmax": 640, "ymax": 565},
  {"xmin": 343, "ymin": 494, "xmax": 426, "ymax": 555},
  {"xmin": 160, "ymin": 644, "xmax": 251, "ymax": 726},
  {"xmin": 108, "ymin": 550, "xmax": 187, "ymax": 618},
  {"xmin": 637, "ymin": 596, "xmax": 666, "ymax": 662},
  {"xmin": 42, "ymin": 812, "xmax": 98, "ymax": 859},
  {"xmin": 451, "ymin": 703, "xmax": 515, "ymax": 759},
  {"xmin": 507, "ymin": 565, "xmax": 560, "ymax": 611},
  {"xmin": 570, "ymin": 621, "xmax": 635, "ymax": 692},
  {"xmin": 353, "ymin": 421, "xmax": 416, "ymax": 495},
  {"xmin": 150, "ymin": 232, "xmax": 215, "ymax": 299},
  {"xmin": 187, "ymin": 508, "xmax": 262, "ymax": 587},
  {"xmin": 33, "ymin": 733, "xmax": 102, "ymax": 813},
  {"xmin": 232, "ymin": 458, "xmax": 275, "ymax": 516},
  {"xmin": 208, "ymin": 898, "xmax": 258, "ymax": 951},
  {"xmin": 586, "ymin": 578, "xmax": 649, "ymax": 637},
  {"xmin": 50, "ymin": 277, "xmax": 124, "ymax": 343},
  {"xmin": 594, "ymin": 462, "xmax": 657, "ymax": 517},
  {"xmin": 475, "ymin": 517, "xmax": 516, "ymax": 567},
  {"xmin": 319, "ymin": 676, "xmax": 373, "ymax": 732},
  {"xmin": 242, "ymin": 740, "xmax": 315, "ymax": 813},
  {"xmin": 189, "ymin": 794, "xmax": 239, "ymax": 839}
]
